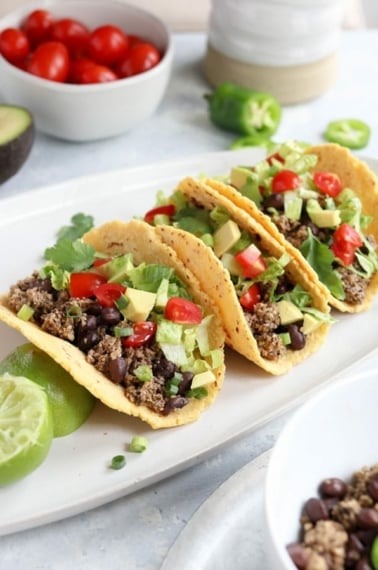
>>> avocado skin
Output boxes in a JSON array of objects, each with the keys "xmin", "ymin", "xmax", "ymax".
[{"xmin": 0, "ymin": 118, "xmax": 35, "ymax": 184}]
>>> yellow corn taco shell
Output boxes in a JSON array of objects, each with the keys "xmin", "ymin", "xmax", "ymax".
[
  {"xmin": 155, "ymin": 177, "xmax": 331, "ymax": 376},
  {"xmin": 203, "ymin": 143, "xmax": 378, "ymax": 313},
  {"xmin": 0, "ymin": 220, "xmax": 225, "ymax": 429}
]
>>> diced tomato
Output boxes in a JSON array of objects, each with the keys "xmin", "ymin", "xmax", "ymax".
[
  {"xmin": 313, "ymin": 171, "xmax": 342, "ymax": 197},
  {"xmin": 271, "ymin": 170, "xmax": 300, "ymax": 193},
  {"xmin": 331, "ymin": 241, "xmax": 356, "ymax": 265},
  {"xmin": 266, "ymin": 152, "xmax": 284, "ymax": 165},
  {"xmin": 123, "ymin": 321, "xmax": 157, "ymax": 347},
  {"xmin": 92, "ymin": 258, "xmax": 111, "ymax": 267},
  {"xmin": 69, "ymin": 272, "xmax": 107, "ymax": 298},
  {"xmin": 164, "ymin": 297, "xmax": 203, "ymax": 325},
  {"xmin": 330, "ymin": 223, "xmax": 363, "ymax": 266},
  {"xmin": 234, "ymin": 244, "xmax": 267, "ymax": 278},
  {"xmin": 144, "ymin": 204, "xmax": 176, "ymax": 224},
  {"xmin": 239, "ymin": 283, "xmax": 261, "ymax": 311},
  {"xmin": 333, "ymin": 223, "xmax": 363, "ymax": 248},
  {"xmin": 93, "ymin": 282, "xmax": 126, "ymax": 307}
]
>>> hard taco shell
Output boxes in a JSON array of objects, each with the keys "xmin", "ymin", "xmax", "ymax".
[
  {"xmin": 0, "ymin": 219, "xmax": 225, "ymax": 429},
  {"xmin": 155, "ymin": 177, "xmax": 331, "ymax": 376},
  {"xmin": 203, "ymin": 143, "xmax": 378, "ymax": 313}
]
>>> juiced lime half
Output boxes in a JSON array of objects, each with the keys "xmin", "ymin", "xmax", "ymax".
[
  {"xmin": 0, "ymin": 373, "xmax": 53, "ymax": 487},
  {"xmin": 0, "ymin": 344, "xmax": 96, "ymax": 437}
]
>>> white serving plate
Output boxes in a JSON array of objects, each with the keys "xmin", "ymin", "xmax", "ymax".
[{"xmin": 1, "ymin": 148, "xmax": 377, "ymax": 536}]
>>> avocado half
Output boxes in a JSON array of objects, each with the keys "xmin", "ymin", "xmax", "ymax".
[{"xmin": 0, "ymin": 104, "xmax": 35, "ymax": 184}]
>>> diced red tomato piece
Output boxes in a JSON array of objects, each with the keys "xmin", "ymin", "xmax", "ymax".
[
  {"xmin": 333, "ymin": 223, "xmax": 363, "ymax": 248},
  {"xmin": 266, "ymin": 152, "xmax": 284, "ymax": 165},
  {"xmin": 69, "ymin": 272, "xmax": 107, "ymax": 298},
  {"xmin": 239, "ymin": 283, "xmax": 261, "ymax": 311},
  {"xmin": 144, "ymin": 204, "xmax": 176, "ymax": 224},
  {"xmin": 92, "ymin": 258, "xmax": 111, "ymax": 267},
  {"xmin": 313, "ymin": 171, "xmax": 342, "ymax": 197},
  {"xmin": 234, "ymin": 244, "xmax": 267, "ymax": 278},
  {"xmin": 272, "ymin": 170, "xmax": 300, "ymax": 193},
  {"xmin": 164, "ymin": 297, "xmax": 203, "ymax": 325},
  {"xmin": 93, "ymin": 282, "xmax": 126, "ymax": 307},
  {"xmin": 331, "ymin": 241, "xmax": 356, "ymax": 265},
  {"xmin": 123, "ymin": 321, "xmax": 157, "ymax": 347}
]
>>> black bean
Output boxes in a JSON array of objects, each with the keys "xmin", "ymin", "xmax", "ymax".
[
  {"xmin": 304, "ymin": 497, "xmax": 329, "ymax": 522},
  {"xmin": 168, "ymin": 396, "xmax": 188, "ymax": 410},
  {"xmin": 288, "ymin": 324, "xmax": 305, "ymax": 351},
  {"xmin": 348, "ymin": 534, "xmax": 365, "ymax": 553},
  {"xmin": 319, "ymin": 477, "xmax": 347, "ymax": 499},
  {"xmin": 262, "ymin": 193, "xmax": 284, "ymax": 211},
  {"xmin": 86, "ymin": 302, "xmax": 103, "ymax": 315},
  {"xmin": 286, "ymin": 543, "xmax": 310, "ymax": 569},
  {"xmin": 100, "ymin": 307, "xmax": 122, "ymax": 325},
  {"xmin": 356, "ymin": 558, "xmax": 373, "ymax": 570},
  {"xmin": 153, "ymin": 358, "xmax": 175, "ymax": 380},
  {"xmin": 178, "ymin": 371, "xmax": 194, "ymax": 395},
  {"xmin": 85, "ymin": 314, "xmax": 98, "ymax": 330},
  {"xmin": 356, "ymin": 529, "xmax": 377, "ymax": 547},
  {"xmin": 368, "ymin": 474, "xmax": 378, "ymax": 501},
  {"xmin": 77, "ymin": 330, "xmax": 99, "ymax": 352},
  {"xmin": 108, "ymin": 358, "xmax": 127, "ymax": 384},
  {"xmin": 356, "ymin": 508, "xmax": 378, "ymax": 529}
]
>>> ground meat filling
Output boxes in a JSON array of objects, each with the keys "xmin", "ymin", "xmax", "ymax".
[
  {"xmin": 5, "ymin": 273, "xmax": 195, "ymax": 415},
  {"xmin": 288, "ymin": 464, "xmax": 378, "ymax": 570},
  {"xmin": 260, "ymin": 198, "xmax": 374, "ymax": 306}
]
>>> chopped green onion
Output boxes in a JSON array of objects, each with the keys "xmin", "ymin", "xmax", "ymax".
[
  {"xmin": 114, "ymin": 325, "xmax": 134, "ymax": 337},
  {"xmin": 129, "ymin": 436, "xmax": 148, "ymax": 453},
  {"xmin": 16, "ymin": 304, "xmax": 34, "ymax": 321},
  {"xmin": 134, "ymin": 365, "xmax": 153, "ymax": 382},
  {"xmin": 111, "ymin": 455, "xmax": 126, "ymax": 470},
  {"xmin": 115, "ymin": 294, "xmax": 129, "ymax": 311},
  {"xmin": 65, "ymin": 305, "xmax": 82, "ymax": 319}
]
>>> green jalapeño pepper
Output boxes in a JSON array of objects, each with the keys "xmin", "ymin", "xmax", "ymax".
[
  {"xmin": 205, "ymin": 82, "xmax": 282, "ymax": 137},
  {"xmin": 324, "ymin": 118, "xmax": 371, "ymax": 150}
]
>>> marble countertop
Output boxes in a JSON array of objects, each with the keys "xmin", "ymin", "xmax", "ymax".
[{"xmin": 1, "ymin": 30, "xmax": 378, "ymax": 570}]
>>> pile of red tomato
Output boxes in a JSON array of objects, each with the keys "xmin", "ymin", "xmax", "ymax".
[{"xmin": 0, "ymin": 8, "xmax": 162, "ymax": 84}]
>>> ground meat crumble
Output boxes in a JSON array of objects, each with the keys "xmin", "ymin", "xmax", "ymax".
[{"xmin": 288, "ymin": 464, "xmax": 378, "ymax": 569}]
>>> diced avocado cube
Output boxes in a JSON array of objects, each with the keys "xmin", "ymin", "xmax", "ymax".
[
  {"xmin": 277, "ymin": 300, "xmax": 303, "ymax": 325},
  {"xmin": 306, "ymin": 199, "xmax": 341, "ymax": 228},
  {"xmin": 220, "ymin": 252, "xmax": 243, "ymax": 276},
  {"xmin": 230, "ymin": 166, "xmax": 251, "ymax": 190},
  {"xmin": 190, "ymin": 370, "xmax": 216, "ymax": 389},
  {"xmin": 123, "ymin": 288, "xmax": 157, "ymax": 322},
  {"xmin": 301, "ymin": 313, "xmax": 322, "ymax": 335},
  {"xmin": 213, "ymin": 219, "xmax": 241, "ymax": 257}
]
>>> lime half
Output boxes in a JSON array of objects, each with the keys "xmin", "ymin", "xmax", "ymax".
[
  {"xmin": 0, "ymin": 373, "xmax": 53, "ymax": 487},
  {"xmin": 0, "ymin": 344, "xmax": 96, "ymax": 438}
]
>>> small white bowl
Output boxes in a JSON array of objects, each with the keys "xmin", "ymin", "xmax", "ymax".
[
  {"xmin": 264, "ymin": 362, "xmax": 378, "ymax": 569},
  {"xmin": 0, "ymin": 0, "xmax": 173, "ymax": 141}
]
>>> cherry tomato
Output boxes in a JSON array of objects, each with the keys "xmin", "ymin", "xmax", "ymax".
[
  {"xmin": 239, "ymin": 283, "xmax": 261, "ymax": 311},
  {"xmin": 123, "ymin": 321, "xmax": 157, "ymax": 348},
  {"xmin": 92, "ymin": 258, "xmax": 112, "ymax": 267},
  {"xmin": 117, "ymin": 42, "xmax": 161, "ymax": 78},
  {"xmin": 164, "ymin": 297, "xmax": 203, "ymax": 325},
  {"xmin": 266, "ymin": 152, "xmax": 284, "ymax": 166},
  {"xmin": 27, "ymin": 41, "xmax": 70, "ymax": 82},
  {"xmin": 234, "ymin": 244, "xmax": 267, "ymax": 278},
  {"xmin": 75, "ymin": 62, "xmax": 117, "ymax": 84},
  {"xmin": 272, "ymin": 169, "xmax": 301, "ymax": 193},
  {"xmin": 22, "ymin": 9, "xmax": 54, "ymax": 47},
  {"xmin": 69, "ymin": 272, "xmax": 107, "ymax": 298},
  {"xmin": 88, "ymin": 24, "xmax": 129, "ymax": 66},
  {"xmin": 50, "ymin": 18, "xmax": 90, "ymax": 58},
  {"xmin": 68, "ymin": 57, "xmax": 95, "ymax": 83},
  {"xmin": 0, "ymin": 28, "xmax": 30, "ymax": 64},
  {"xmin": 313, "ymin": 171, "xmax": 342, "ymax": 198},
  {"xmin": 144, "ymin": 204, "xmax": 176, "ymax": 224},
  {"xmin": 127, "ymin": 34, "xmax": 145, "ymax": 47},
  {"xmin": 93, "ymin": 282, "xmax": 126, "ymax": 307}
]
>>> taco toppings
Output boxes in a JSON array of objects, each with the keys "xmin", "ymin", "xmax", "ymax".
[
  {"xmin": 205, "ymin": 141, "xmax": 378, "ymax": 312},
  {"xmin": 0, "ymin": 220, "xmax": 225, "ymax": 428},
  {"xmin": 144, "ymin": 178, "xmax": 332, "ymax": 375}
]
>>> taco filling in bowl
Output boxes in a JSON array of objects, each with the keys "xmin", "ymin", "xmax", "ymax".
[
  {"xmin": 204, "ymin": 141, "xmax": 378, "ymax": 313},
  {"xmin": 0, "ymin": 220, "xmax": 225, "ymax": 429},
  {"xmin": 143, "ymin": 179, "xmax": 332, "ymax": 375}
]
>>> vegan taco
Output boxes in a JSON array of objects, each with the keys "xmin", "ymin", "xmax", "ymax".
[
  {"xmin": 143, "ymin": 178, "xmax": 333, "ymax": 375},
  {"xmin": 0, "ymin": 219, "xmax": 225, "ymax": 429},
  {"xmin": 204, "ymin": 142, "xmax": 378, "ymax": 312}
]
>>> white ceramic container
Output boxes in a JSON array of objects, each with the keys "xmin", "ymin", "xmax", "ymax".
[{"xmin": 0, "ymin": 0, "xmax": 173, "ymax": 141}]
